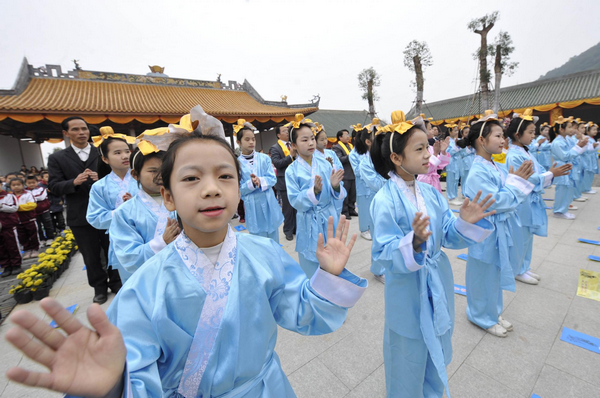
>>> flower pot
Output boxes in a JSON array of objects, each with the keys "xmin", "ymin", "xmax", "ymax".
[
  {"xmin": 13, "ymin": 290, "xmax": 33, "ymax": 304},
  {"xmin": 32, "ymin": 286, "xmax": 50, "ymax": 301}
]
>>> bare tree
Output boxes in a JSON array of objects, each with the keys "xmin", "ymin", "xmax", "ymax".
[
  {"xmin": 488, "ymin": 31, "xmax": 519, "ymax": 113},
  {"xmin": 403, "ymin": 40, "xmax": 433, "ymax": 115},
  {"xmin": 358, "ymin": 67, "xmax": 381, "ymax": 120},
  {"xmin": 468, "ymin": 11, "xmax": 499, "ymax": 110}
]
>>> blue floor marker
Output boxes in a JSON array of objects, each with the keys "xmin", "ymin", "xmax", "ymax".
[
  {"xmin": 579, "ymin": 238, "xmax": 600, "ymax": 245},
  {"xmin": 457, "ymin": 253, "xmax": 468, "ymax": 261},
  {"xmin": 597, "ymin": 227, "xmax": 600, "ymax": 230},
  {"xmin": 543, "ymin": 198, "xmax": 553, "ymax": 201},
  {"xmin": 454, "ymin": 284, "xmax": 467, "ymax": 296},
  {"xmin": 589, "ymin": 255, "xmax": 600, "ymax": 262},
  {"xmin": 234, "ymin": 225, "xmax": 246, "ymax": 231},
  {"xmin": 83, "ymin": 265, "xmax": 86, "ymax": 270},
  {"xmin": 532, "ymin": 394, "xmax": 542, "ymax": 398},
  {"xmin": 451, "ymin": 209, "xmax": 459, "ymax": 213},
  {"xmin": 545, "ymin": 206, "xmax": 552, "ymax": 210},
  {"xmin": 50, "ymin": 304, "xmax": 78, "ymax": 328},
  {"xmin": 560, "ymin": 327, "xmax": 600, "ymax": 354}
]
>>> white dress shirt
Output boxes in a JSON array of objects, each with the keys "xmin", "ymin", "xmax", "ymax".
[{"xmin": 73, "ymin": 144, "xmax": 91, "ymax": 162}]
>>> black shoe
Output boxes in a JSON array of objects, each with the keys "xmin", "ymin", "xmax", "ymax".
[
  {"xmin": 93, "ymin": 293, "xmax": 108, "ymax": 304},
  {"xmin": 1, "ymin": 268, "xmax": 12, "ymax": 278},
  {"xmin": 109, "ymin": 282, "xmax": 122, "ymax": 294},
  {"xmin": 345, "ymin": 214, "xmax": 352, "ymax": 220},
  {"xmin": 349, "ymin": 210, "xmax": 359, "ymax": 217},
  {"xmin": 285, "ymin": 234, "xmax": 294, "ymax": 241}
]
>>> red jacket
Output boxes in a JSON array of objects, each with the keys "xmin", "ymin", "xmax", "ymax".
[
  {"xmin": 0, "ymin": 190, "xmax": 20, "ymax": 228},
  {"xmin": 28, "ymin": 186, "xmax": 51, "ymax": 215}
]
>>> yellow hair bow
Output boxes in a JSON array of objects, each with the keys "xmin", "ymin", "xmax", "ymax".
[
  {"xmin": 92, "ymin": 126, "xmax": 136, "ymax": 147},
  {"xmin": 444, "ymin": 123, "xmax": 457, "ymax": 129},
  {"xmin": 312, "ymin": 122, "xmax": 325, "ymax": 134},
  {"xmin": 351, "ymin": 123, "xmax": 364, "ymax": 132},
  {"xmin": 365, "ymin": 118, "xmax": 380, "ymax": 132},
  {"xmin": 518, "ymin": 108, "xmax": 534, "ymax": 121},
  {"xmin": 289, "ymin": 113, "xmax": 315, "ymax": 129},
  {"xmin": 575, "ymin": 118, "xmax": 583, "ymax": 124},
  {"xmin": 483, "ymin": 109, "xmax": 494, "ymax": 117},
  {"xmin": 135, "ymin": 117, "xmax": 197, "ymax": 156},
  {"xmin": 233, "ymin": 119, "xmax": 256, "ymax": 134},
  {"xmin": 553, "ymin": 116, "xmax": 572, "ymax": 126},
  {"xmin": 419, "ymin": 113, "xmax": 433, "ymax": 121}
]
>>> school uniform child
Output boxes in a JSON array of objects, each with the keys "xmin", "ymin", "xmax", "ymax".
[
  {"xmin": 505, "ymin": 110, "xmax": 571, "ymax": 285},
  {"xmin": 285, "ymin": 115, "xmax": 346, "ymax": 278},
  {"xmin": 370, "ymin": 111, "xmax": 495, "ymax": 397},
  {"xmin": 25, "ymin": 175, "xmax": 54, "ymax": 246},
  {"xmin": 445, "ymin": 123, "xmax": 463, "ymax": 205},
  {"xmin": 233, "ymin": 120, "xmax": 283, "ymax": 243},
  {"xmin": 551, "ymin": 117, "xmax": 587, "ymax": 219},
  {"xmin": 9, "ymin": 178, "xmax": 39, "ymax": 259},
  {"xmin": 86, "ymin": 127, "xmax": 138, "ymax": 289},
  {"xmin": 582, "ymin": 123, "xmax": 599, "ymax": 194},
  {"xmin": 314, "ymin": 125, "xmax": 344, "ymax": 215},
  {"xmin": 417, "ymin": 121, "xmax": 451, "ymax": 193},
  {"xmin": 0, "ymin": 189, "xmax": 22, "ymax": 277},
  {"xmin": 462, "ymin": 114, "xmax": 535, "ymax": 338},
  {"xmin": 5, "ymin": 122, "xmax": 367, "ymax": 398}
]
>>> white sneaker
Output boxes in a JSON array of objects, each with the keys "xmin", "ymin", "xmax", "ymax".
[
  {"xmin": 553, "ymin": 212, "xmax": 575, "ymax": 219},
  {"xmin": 45, "ymin": 239, "xmax": 53, "ymax": 246},
  {"xmin": 448, "ymin": 199, "xmax": 463, "ymax": 206},
  {"xmin": 22, "ymin": 251, "xmax": 30, "ymax": 259},
  {"xmin": 374, "ymin": 274, "xmax": 385, "ymax": 284},
  {"xmin": 568, "ymin": 204, "xmax": 578, "ymax": 210},
  {"xmin": 573, "ymin": 197, "xmax": 587, "ymax": 202},
  {"xmin": 360, "ymin": 231, "xmax": 372, "ymax": 241},
  {"xmin": 498, "ymin": 316, "xmax": 513, "ymax": 332},
  {"xmin": 516, "ymin": 273, "xmax": 539, "ymax": 285},
  {"xmin": 526, "ymin": 270, "xmax": 541, "ymax": 281},
  {"xmin": 583, "ymin": 190, "xmax": 596, "ymax": 194},
  {"xmin": 486, "ymin": 323, "xmax": 508, "ymax": 337}
]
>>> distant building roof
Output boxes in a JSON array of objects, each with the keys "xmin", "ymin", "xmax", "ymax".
[
  {"xmin": 407, "ymin": 68, "xmax": 600, "ymax": 123},
  {"xmin": 308, "ymin": 109, "xmax": 371, "ymax": 138}
]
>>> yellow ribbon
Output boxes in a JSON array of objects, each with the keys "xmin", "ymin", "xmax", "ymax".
[
  {"xmin": 92, "ymin": 126, "xmax": 136, "ymax": 147},
  {"xmin": 351, "ymin": 123, "xmax": 364, "ymax": 132},
  {"xmin": 135, "ymin": 114, "xmax": 196, "ymax": 156},
  {"xmin": 312, "ymin": 122, "xmax": 325, "ymax": 135},
  {"xmin": 554, "ymin": 116, "xmax": 573, "ymax": 126},
  {"xmin": 290, "ymin": 113, "xmax": 314, "ymax": 129},
  {"xmin": 365, "ymin": 118, "xmax": 380, "ymax": 132},
  {"xmin": 233, "ymin": 119, "xmax": 256, "ymax": 134},
  {"xmin": 419, "ymin": 113, "xmax": 433, "ymax": 121},
  {"xmin": 278, "ymin": 140, "xmax": 290, "ymax": 157}
]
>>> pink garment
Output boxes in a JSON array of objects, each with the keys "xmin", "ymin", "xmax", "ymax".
[{"xmin": 417, "ymin": 146, "xmax": 451, "ymax": 193}]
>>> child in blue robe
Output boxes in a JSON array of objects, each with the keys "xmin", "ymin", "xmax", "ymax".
[
  {"xmin": 462, "ymin": 115, "xmax": 535, "ymax": 338},
  {"xmin": 530, "ymin": 124, "xmax": 552, "ymax": 170},
  {"xmin": 86, "ymin": 127, "xmax": 138, "ymax": 285},
  {"xmin": 370, "ymin": 111, "xmax": 495, "ymax": 398},
  {"xmin": 349, "ymin": 125, "xmax": 375, "ymax": 241},
  {"xmin": 582, "ymin": 123, "xmax": 599, "ymax": 194},
  {"xmin": 505, "ymin": 111, "xmax": 571, "ymax": 285},
  {"xmin": 235, "ymin": 120, "xmax": 283, "ymax": 243},
  {"xmin": 110, "ymin": 146, "xmax": 179, "ymax": 282},
  {"xmin": 286, "ymin": 117, "xmax": 346, "ymax": 278},
  {"xmin": 445, "ymin": 124, "xmax": 463, "ymax": 206},
  {"xmin": 314, "ymin": 126, "xmax": 344, "ymax": 215},
  {"xmin": 5, "ymin": 123, "xmax": 367, "ymax": 398},
  {"xmin": 550, "ymin": 117, "xmax": 587, "ymax": 219}
]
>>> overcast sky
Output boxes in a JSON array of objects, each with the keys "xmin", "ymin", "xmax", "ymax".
[{"xmin": 1, "ymin": 0, "xmax": 599, "ymax": 126}]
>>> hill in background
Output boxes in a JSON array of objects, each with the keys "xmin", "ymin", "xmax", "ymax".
[{"xmin": 539, "ymin": 42, "xmax": 600, "ymax": 80}]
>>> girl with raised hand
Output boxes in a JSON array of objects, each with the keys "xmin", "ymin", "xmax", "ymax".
[
  {"xmin": 314, "ymin": 124, "xmax": 344, "ymax": 215},
  {"xmin": 462, "ymin": 113, "xmax": 535, "ymax": 338},
  {"xmin": 550, "ymin": 116, "xmax": 588, "ymax": 219},
  {"xmin": 582, "ymin": 122, "xmax": 600, "ymax": 194},
  {"xmin": 285, "ymin": 114, "xmax": 347, "ymax": 277},
  {"xmin": 5, "ymin": 117, "xmax": 366, "ymax": 398},
  {"xmin": 370, "ymin": 110, "xmax": 495, "ymax": 397},
  {"xmin": 86, "ymin": 127, "xmax": 138, "ymax": 299},
  {"xmin": 109, "ymin": 129, "xmax": 180, "ymax": 283},
  {"xmin": 417, "ymin": 119, "xmax": 450, "ymax": 193},
  {"xmin": 235, "ymin": 119, "xmax": 283, "ymax": 243},
  {"xmin": 505, "ymin": 110, "xmax": 571, "ymax": 285}
]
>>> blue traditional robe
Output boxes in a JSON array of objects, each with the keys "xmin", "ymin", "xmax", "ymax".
[
  {"xmin": 285, "ymin": 155, "xmax": 346, "ymax": 277},
  {"xmin": 349, "ymin": 150, "xmax": 373, "ymax": 233},
  {"xmin": 238, "ymin": 152, "xmax": 283, "ymax": 241},
  {"xmin": 445, "ymin": 138, "xmax": 462, "ymax": 200},
  {"xmin": 506, "ymin": 146, "xmax": 553, "ymax": 276},
  {"xmin": 459, "ymin": 147, "xmax": 475, "ymax": 184},
  {"xmin": 87, "ymin": 170, "xmax": 139, "ymax": 267},
  {"xmin": 371, "ymin": 173, "xmax": 493, "ymax": 397},
  {"xmin": 463, "ymin": 155, "xmax": 533, "ymax": 330},
  {"xmin": 529, "ymin": 136, "xmax": 552, "ymax": 170},
  {"xmin": 582, "ymin": 137, "xmax": 599, "ymax": 192},
  {"xmin": 109, "ymin": 189, "xmax": 176, "ymax": 282},
  {"xmin": 107, "ymin": 230, "xmax": 367, "ymax": 398},
  {"xmin": 567, "ymin": 135, "xmax": 585, "ymax": 198},
  {"xmin": 551, "ymin": 135, "xmax": 584, "ymax": 213},
  {"xmin": 315, "ymin": 149, "xmax": 343, "ymax": 214}
]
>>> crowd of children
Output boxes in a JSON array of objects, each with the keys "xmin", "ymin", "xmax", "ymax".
[
  {"xmin": 4, "ymin": 107, "xmax": 600, "ymax": 398},
  {"xmin": 0, "ymin": 166, "xmax": 66, "ymax": 277}
]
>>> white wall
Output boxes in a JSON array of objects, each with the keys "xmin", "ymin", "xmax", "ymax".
[{"xmin": 0, "ymin": 136, "xmax": 44, "ymax": 175}]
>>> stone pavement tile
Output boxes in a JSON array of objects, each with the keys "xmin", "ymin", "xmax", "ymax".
[
  {"xmin": 545, "ymin": 243, "xmax": 595, "ymax": 269},
  {"xmin": 287, "ymin": 358, "xmax": 349, "ymax": 398},
  {"xmin": 276, "ymin": 323, "xmax": 353, "ymax": 376},
  {"xmin": 501, "ymin": 285, "xmax": 572, "ymax": 333},
  {"xmin": 534, "ymin": 261, "xmax": 581, "ymax": 296},
  {"xmin": 448, "ymin": 364, "xmax": 520, "ymax": 398},
  {"xmin": 532, "ymin": 233, "xmax": 560, "ymax": 254},
  {"xmin": 345, "ymin": 364, "xmax": 386, "ymax": 398},
  {"xmin": 340, "ymin": 268, "xmax": 384, "ymax": 331},
  {"xmin": 447, "ymin": 297, "xmax": 486, "ymax": 379},
  {"xmin": 560, "ymin": 228, "xmax": 600, "ymax": 249},
  {"xmin": 546, "ymin": 298, "xmax": 600, "ymax": 388},
  {"xmin": 317, "ymin": 313, "xmax": 384, "ymax": 390},
  {"xmin": 464, "ymin": 320, "xmax": 557, "ymax": 396},
  {"xmin": 531, "ymin": 364, "xmax": 600, "ymax": 398}
]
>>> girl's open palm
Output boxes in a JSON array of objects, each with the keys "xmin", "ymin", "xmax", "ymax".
[
  {"xmin": 5, "ymin": 298, "xmax": 126, "ymax": 397},
  {"xmin": 316, "ymin": 216, "xmax": 357, "ymax": 276},
  {"xmin": 459, "ymin": 190, "xmax": 496, "ymax": 224},
  {"xmin": 330, "ymin": 169, "xmax": 344, "ymax": 189}
]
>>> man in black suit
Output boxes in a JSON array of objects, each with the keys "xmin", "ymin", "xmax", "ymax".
[
  {"xmin": 48, "ymin": 117, "xmax": 121, "ymax": 304},
  {"xmin": 332, "ymin": 129, "xmax": 357, "ymax": 219},
  {"xmin": 269, "ymin": 125, "xmax": 297, "ymax": 241}
]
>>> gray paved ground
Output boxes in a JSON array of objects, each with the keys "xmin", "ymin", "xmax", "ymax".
[{"xmin": 1, "ymin": 181, "xmax": 600, "ymax": 397}]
